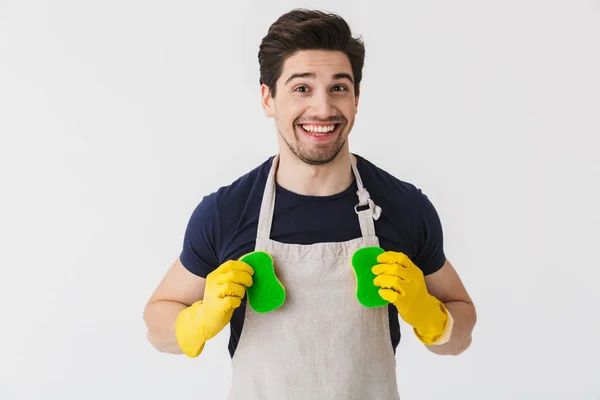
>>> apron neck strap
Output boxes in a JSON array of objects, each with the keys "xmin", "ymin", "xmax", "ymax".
[{"xmin": 256, "ymin": 154, "xmax": 381, "ymax": 241}]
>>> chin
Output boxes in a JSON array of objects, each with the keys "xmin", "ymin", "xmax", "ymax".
[
  {"xmin": 292, "ymin": 142, "xmax": 347, "ymax": 166},
  {"xmin": 279, "ymin": 121, "xmax": 350, "ymax": 165}
]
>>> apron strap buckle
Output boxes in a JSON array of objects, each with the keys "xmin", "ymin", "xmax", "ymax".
[{"xmin": 354, "ymin": 188, "xmax": 382, "ymax": 220}]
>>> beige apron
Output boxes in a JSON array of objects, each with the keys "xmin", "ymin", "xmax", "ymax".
[{"xmin": 227, "ymin": 154, "xmax": 400, "ymax": 400}]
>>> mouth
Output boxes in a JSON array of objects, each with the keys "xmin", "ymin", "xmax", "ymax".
[{"xmin": 296, "ymin": 122, "xmax": 343, "ymax": 141}]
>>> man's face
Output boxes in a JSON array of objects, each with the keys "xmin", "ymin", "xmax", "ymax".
[{"xmin": 261, "ymin": 50, "xmax": 359, "ymax": 165}]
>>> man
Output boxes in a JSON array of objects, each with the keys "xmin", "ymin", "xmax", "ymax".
[{"xmin": 143, "ymin": 8, "xmax": 476, "ymax": 399}]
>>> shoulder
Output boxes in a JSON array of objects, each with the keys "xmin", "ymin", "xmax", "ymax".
[
  {"xmin": 185, "ymin": 156, "xmax": 273, "ymax": 239},
  {"xmin": 180, "ymin": 157, "xmax": 273, "ymax": 275},
  {"xmin": 354, "ymin": 153, "xmax": 441, "ymax": 234}
]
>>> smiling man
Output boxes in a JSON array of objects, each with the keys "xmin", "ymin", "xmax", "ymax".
[
  {"xmin": 143, "ymin": 8, "xmax": 477, "ymax": 399},
  {"xmin": 271, "ymin": 63, "xmax": 354, "ymax": 166}
]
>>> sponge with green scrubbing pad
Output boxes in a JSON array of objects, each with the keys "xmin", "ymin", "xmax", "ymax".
[
  {"xmin": 239, "ymin": 251, "xmax": 286, "ymax": 313},
  {"xmin": 351, "ymin": 246, "xmax": 390, "ymax": 308}
]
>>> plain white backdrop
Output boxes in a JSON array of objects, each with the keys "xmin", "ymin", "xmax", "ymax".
[{"xmin": 1, "ymin": 0, "xmax": 599, "ymax": 399}]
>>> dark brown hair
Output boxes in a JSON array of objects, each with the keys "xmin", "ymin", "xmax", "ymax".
[{"xmin": 258, "ymin": 9, "xmax": 366, "ymax": 98}]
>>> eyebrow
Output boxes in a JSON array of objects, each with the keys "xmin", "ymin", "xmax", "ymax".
[{"xmin": 284, "ymin": 72, "xmax": 354, "ymax": 85}]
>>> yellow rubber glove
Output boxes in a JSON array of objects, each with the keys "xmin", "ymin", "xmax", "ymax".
[
  {"xmin": 372, "ymin": 251, "xmax": 452, "ymax": 345},
  {"xmin": 175, "ymin": 260, "xmax": 254, "ymax": 357}
]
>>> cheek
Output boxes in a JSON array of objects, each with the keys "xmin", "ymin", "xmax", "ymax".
[
  {"xmin": 334, "ymin": 97, "xmax": 357, "ymax": 117},
  {"xmin": 284, "ymin": 107, "xmax": 305, "ymax": 127},
  {"xmin": 275, "ymin": 98, "xmax": 302, "ymax": 123}
]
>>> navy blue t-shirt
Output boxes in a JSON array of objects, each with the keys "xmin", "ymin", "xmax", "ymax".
[{"xmin": 179, "ymin": 154, "xmax": 446, "ymax": 358}]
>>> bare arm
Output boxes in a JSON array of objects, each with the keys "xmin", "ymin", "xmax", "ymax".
[
  {"xmin": 143, "ymin": 257, "xmax": 206, "ymax": 354},
  {"xmin": 424, "ymin": 259, "xmax": 477, "ymax": 355}
]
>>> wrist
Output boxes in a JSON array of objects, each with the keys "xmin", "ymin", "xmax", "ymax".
[
  {"xmin": 412, "ymin": 297, "xmax": 453, "ymax": 345},
  {"xmin": 175, "ymin": 300, "xmax": 207, "ymax": 357},
  {"xmin": 431, "ymin": 308, "xmax": 454, "ymax": 345}
]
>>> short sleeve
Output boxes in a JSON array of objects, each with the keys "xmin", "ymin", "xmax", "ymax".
[
  {"xmin": 179, "ymin": 194, "xmax": 221, "ymax": 278},
  {"xmin": 411, "ymin": 191, "xmax": 446, "ymax": 276}
]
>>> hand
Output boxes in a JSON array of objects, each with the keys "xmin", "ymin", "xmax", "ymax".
[
  {"xmin": 199, "ymin": 260, "xmax": 255, "ymax": 339},
  {"xmin": 372, "ymin": 251, "xmax": 450, "ymax": 345},
  {"xmin": 175, "ymin": 260, "xmax": 254, "ymax": 357}
]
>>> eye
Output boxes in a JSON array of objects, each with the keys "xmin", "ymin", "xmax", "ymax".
[
  {"xmin": 294, "ymin": 85, "xmax": 309, "ymax": 93},
  {"xmin": 332, "ymin": 85, "xmax": 348, "ymax": 92}
]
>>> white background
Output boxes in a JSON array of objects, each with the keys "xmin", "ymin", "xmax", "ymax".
[{"xmin": 1, "ymin": 0, "xmax": 599, "ymax": 399}]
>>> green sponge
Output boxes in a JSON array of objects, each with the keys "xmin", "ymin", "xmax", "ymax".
[
  {"xmin": 239, "ymin": 251, "xmax": 286, "ymax": 313},
  {"xmin": 351, "ymin": 246, "xmax": 389, "ymax": 308}
]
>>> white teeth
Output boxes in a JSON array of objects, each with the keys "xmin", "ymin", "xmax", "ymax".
[{"xmin": 301, "ymin": 124, "xmax": 336, "ymax": 133}]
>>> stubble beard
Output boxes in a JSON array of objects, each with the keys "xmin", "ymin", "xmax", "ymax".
[{"xmin": 278, "ymin": 121, "xmax": 348, "ymax": 166}]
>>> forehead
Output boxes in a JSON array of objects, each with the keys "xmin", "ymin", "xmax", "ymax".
[{"xmin": 280, "ymin": 50, "xmax": 353, "ymax": 79}]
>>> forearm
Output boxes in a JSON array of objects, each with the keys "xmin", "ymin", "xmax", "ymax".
[
  {"xmin": 426, "ymin": 300, "xmax": 476, "ymax": 356},
  {"xmin": 144, "ymin": 300, "xmax": 188, "ymax": 354}
]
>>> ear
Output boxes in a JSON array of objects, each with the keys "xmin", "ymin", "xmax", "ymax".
[
  {"xmin": 354, "ymin": 87, "xmax": 360, "ymax": 115},
  {"xmin": 261, "ymin": 84, "xmax": 274, "ymax": 118}
]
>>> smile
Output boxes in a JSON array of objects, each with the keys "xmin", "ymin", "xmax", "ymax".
[{"xmin": 298, "ymin": 123, "xmax": 341, "ymax": 136}]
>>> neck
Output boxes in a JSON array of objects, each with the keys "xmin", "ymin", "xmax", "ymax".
[{"xmin": 275, "ymin": 150, "xmax": 354, "ymax": 197}]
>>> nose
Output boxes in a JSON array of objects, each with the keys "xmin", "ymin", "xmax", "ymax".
[{"xmin": 309, "ymin": 90, "xmax": 336, "ymax": 119}]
